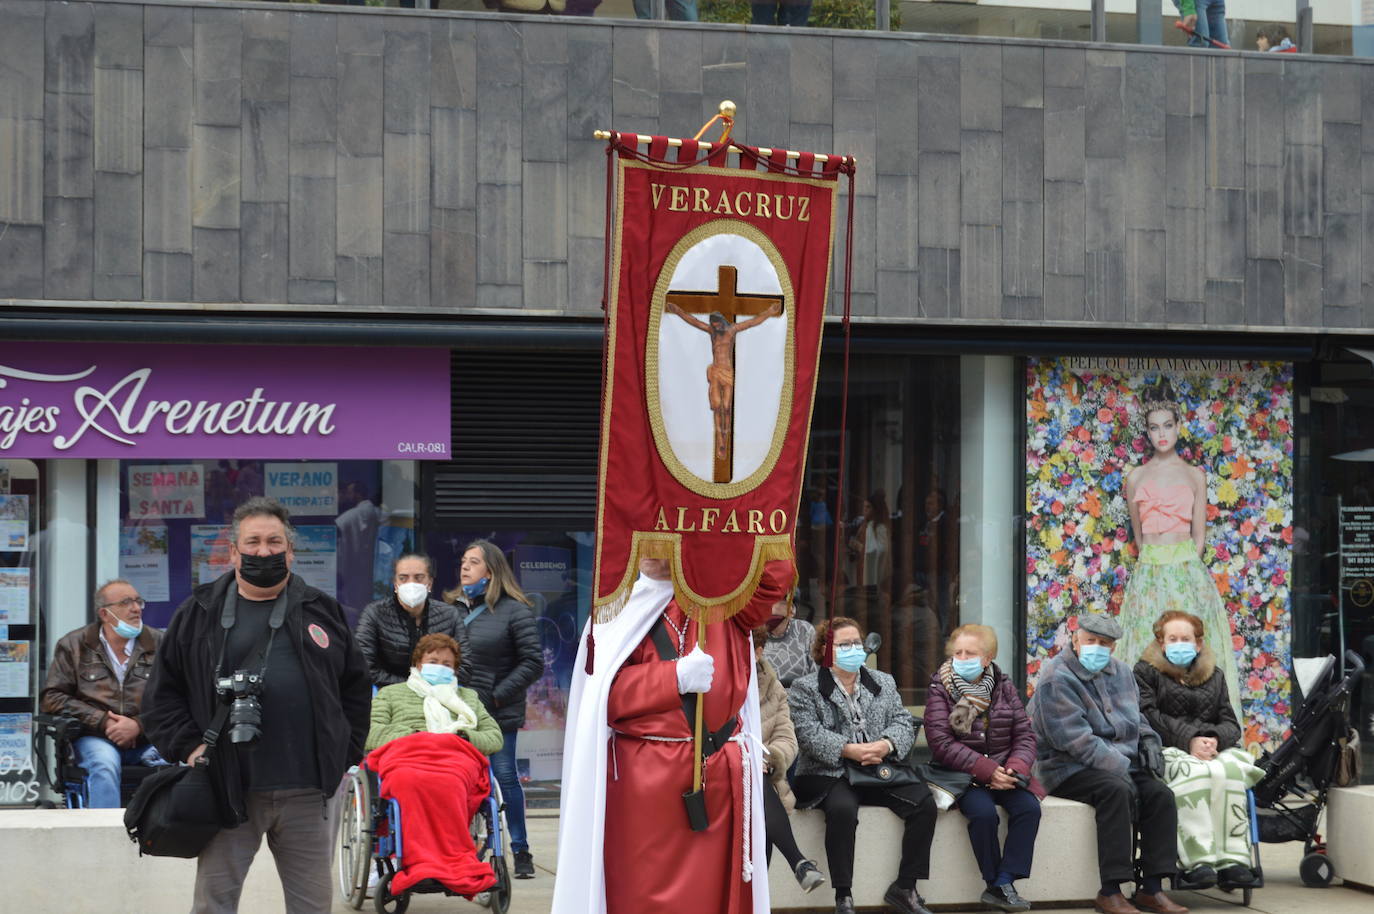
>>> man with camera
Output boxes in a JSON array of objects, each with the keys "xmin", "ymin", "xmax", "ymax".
[
  {"xmin": 143, "ymin": 497, "xmax": 370, "ymax": 914},
  {"xmin": 40, "ymin": 579, "xmax": 167, "ymax": 807}
]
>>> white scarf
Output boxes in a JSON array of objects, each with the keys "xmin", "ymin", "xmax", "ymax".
[{"xmin": 406, "ymin": 669, "xmax": 479, "ymax": 734}]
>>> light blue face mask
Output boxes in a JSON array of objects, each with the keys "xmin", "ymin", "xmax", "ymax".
[
  {"xmin": 1078, "ymin": 643, "xmax": 1112, "ymax": 673},
  {"xmin": 834, "ymin": 645, "xmax": 867, "ymax": 673},
  {"xmin": 462, "ymin": 577, "xmax": 490, "ymax": 601},
  {"xmin": 952, "ymin": 657, "xmax": 984, "ymax": 681},
  {"xmin": 113, "ymin": 618, "xmax": 142, "ymax": 639},
  {"xmin": 1164, "ymin": 642, "xmax": 1198, "ymax": 667},
  {"xmin": 420, "ymin": 663, "xmax": 455, "ymax": 686}
]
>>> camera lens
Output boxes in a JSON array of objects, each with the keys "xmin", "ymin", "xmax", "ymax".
[{"xmin": 227, "ymin": 695, "xmax": 263, "ymax": 745}]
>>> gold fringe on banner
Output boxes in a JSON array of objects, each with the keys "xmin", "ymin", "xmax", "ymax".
[{"xmin": 593, "ymin": 531, "xmax": 796, "ymax": 627}]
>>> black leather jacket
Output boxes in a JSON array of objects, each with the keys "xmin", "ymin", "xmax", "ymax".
[
  {"xmin": 458, "ymin": 594, "xmax": 544, "ymax": 732},
  {"xmin": 354, "ymin": 596, "xmax": 472, "ymax": 688}
]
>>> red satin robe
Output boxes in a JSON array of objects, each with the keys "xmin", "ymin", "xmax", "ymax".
[{"xmin": 603, "ymin": 561, "xmax": 791, "ymax": 914}]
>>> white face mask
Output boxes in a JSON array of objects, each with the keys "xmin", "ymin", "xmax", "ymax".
[{"xmin": 396, "ymin": 581, "xmax": 429, "ymax": 608}]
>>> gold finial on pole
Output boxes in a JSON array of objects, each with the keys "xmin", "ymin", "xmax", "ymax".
[{"xmin": 719, "ymin": 100, "xmax": 737, "ymax": 118}]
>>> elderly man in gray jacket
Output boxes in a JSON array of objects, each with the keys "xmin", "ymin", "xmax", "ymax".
[{"xmin": 1028, "ymin": 614, "xmax": 1184, "ymax": 914}]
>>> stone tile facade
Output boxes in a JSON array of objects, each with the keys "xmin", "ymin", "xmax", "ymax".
[{"xmin": 1, "ymin": 0, "xmax": 1371, "ymax": 330}]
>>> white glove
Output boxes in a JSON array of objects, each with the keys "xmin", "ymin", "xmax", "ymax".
[{"xmin": 675, "ymin": 646, "xmax": 714, "ymax": 694}]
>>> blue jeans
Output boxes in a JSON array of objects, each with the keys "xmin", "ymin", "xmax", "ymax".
[
  {"xmin": 74, "ymin": 736, "xmax": 167, "ymax": 808},
  {"xmin": 957, "ymin": 786, "xmax": 1042, "ymax": 885},
  {"xmin": 491, "ymin": 729, "xmax": 528, "ymax": 854},
  {"xmin": 1175, "ymin": 0, "xmax": 1229, "ymax": 47},
  {"xmin": 633, "ymin": 0, "xmax": 698, "ymax": 21}
]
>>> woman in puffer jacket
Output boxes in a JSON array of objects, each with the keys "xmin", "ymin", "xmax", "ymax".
[
  {"xmin": 1134, "ymin": 610, "xmax": 1261, "ymax": 892},
  {"xmin": 753, "ymin": 628, "xmax": 825, "ymax": 894},
  {"xmin": 356, "ymin": 552, "xmax": 470, "ymax": 687},
  {"xmin": 925, "ymin": 624, "xmax": 1043, "ymax": 913}
]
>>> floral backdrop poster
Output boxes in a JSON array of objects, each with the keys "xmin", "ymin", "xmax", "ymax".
[{"xmin": 1025, "ymin": 358, "xmax": 1294, "ymax": 751}]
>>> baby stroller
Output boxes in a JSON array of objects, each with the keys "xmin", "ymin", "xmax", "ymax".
[{"xmin": 1250, "ymin": 650, "xmax": 1365, "ymax": 888}]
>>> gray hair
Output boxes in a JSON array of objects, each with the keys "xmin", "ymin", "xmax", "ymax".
[
  {"xmin": 230, "ymin": 496, "xmax": 296, "ymax": 547},
  {"xmin": 93, "ymin": 578, "xmax": 135, "ymax": 611}
]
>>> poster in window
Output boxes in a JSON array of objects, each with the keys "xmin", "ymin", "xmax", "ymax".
[
  {"xmin": 0, "ymin": 713, "xmax": 32, "ymax": 778},
  {"xmin": 120, "ymin": 525, "xmax": 170, "ymax": 603},
  {"xmin": 1025, "ymin": 358, "xmax": 1294, "ymax": 751},
  {"xmin": 127, "ymin": 464, "xmax": 206, "ymax": 520},
  {"xmin": 0, "ymin": 568, "xmax": 29, "ymax": 625},
  {"xmin": 0, "ymin": 495, "xmax": 28, "ymax": 551},
  {"xmin": 0, "ymin": 641, "xmax": 30, "ymax": 698},
  {"xmin": 190, "ymin": 524, "xmax": 234, "ymax": 586},
  {"xmin": 292, "ymin": 526, "xmax": 338, "ymax": 598},
  {"xmin": 265, "ymin": 463, "xmax": 338, "ymax": 516}
]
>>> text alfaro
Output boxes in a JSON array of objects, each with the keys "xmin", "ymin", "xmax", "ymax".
[{"xmin": 652, "ymin": 506, "xmax": 789, "ymax": 535}]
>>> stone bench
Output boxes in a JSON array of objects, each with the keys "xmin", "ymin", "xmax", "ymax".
[
  {"xmin": 1326, "ymin": 785, "xmax": 1374, "ymax": 889},
  {"xmin": 6, "ymin": 808, "xmax": 287, "ymax": 913},
  {"xmin": 768, "ymin": 796, "xmax": 1101, "ymax": 910}
]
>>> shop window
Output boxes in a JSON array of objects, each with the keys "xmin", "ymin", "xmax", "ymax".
[
  {"xmin": 0, "ymin": 459, "xmax": 42, "ymax": 806},
  {"xmin": 802, "ymin": 353, "xmax": 963, "ymax": 705},
  {"xmin": 117, "ymin": 459, "xmax": 413, "ymax": 629}
]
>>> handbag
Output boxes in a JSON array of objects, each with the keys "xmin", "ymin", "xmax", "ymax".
[
  {"xmin": 123, "ymin": 759, "xmax": 224, "ymax": 858},
  {"xmin": 918, "ymin": 761, "xmax": 971, "ymax": 810},
  {"xmin": 844, "ymin": 756, "xmax": 923, "ymax": 789}
]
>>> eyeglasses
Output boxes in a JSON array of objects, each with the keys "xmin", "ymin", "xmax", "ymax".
[
  {"xmin": 834, "ymin": 640, "xmax": 864, "ymax": 650},
  {"xmin": 100, "ymin": 597, "xmax": 146, "ymax": 612}
]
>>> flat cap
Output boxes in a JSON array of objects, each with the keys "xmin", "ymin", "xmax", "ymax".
[{"xmin": 1077, "ymin": 613, "xmax": 1122, "ymax": 641}]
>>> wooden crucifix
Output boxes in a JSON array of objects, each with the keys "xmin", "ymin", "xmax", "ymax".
[{"xmin": 665, "ymin": 265, "xmax": 784, "ymax": 484}]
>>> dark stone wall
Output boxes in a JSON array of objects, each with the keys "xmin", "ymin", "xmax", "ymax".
[{"xmin": 1, "ymin": 0, "xmax": 1371, "ymax": 330}]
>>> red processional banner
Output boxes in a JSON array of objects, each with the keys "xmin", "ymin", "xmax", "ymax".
[{"xmin": 594, "ymin": 135, "xmax": 852, "ymax": 623}]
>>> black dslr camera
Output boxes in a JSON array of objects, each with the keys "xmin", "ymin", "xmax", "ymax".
[{"xmin": 215, "ymin": 670, "xmax": 265, "ymax": 745}]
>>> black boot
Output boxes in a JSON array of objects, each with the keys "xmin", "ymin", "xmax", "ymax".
[{"xmin": 883, "ymin": 880, "xmax": 934, "ymax": 914}]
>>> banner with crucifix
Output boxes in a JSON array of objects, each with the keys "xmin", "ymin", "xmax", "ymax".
[{"xmin": 593, "ymin": 130, "xmax": 854, "ymax": 624}]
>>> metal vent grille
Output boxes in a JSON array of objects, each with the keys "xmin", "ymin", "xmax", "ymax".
[{"xmin": 422, "ymin": 349, "xmax": 602, "ymax": 529}]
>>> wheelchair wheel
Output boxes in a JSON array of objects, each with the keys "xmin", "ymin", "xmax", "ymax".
[
  {"xmin": 374, "ymin": 871, "xmax": 411, "ymax": 914},
  {"xmin": 335, "ymin": 768, "xmax": 372, "ymax": 909},
  {"xmin": 1299, "ymin": 852, "xmax": 1334, "ymax": 887},
  {"xmin": 488, "ymin": 854, "xmax": 512, "ymax": 914}
]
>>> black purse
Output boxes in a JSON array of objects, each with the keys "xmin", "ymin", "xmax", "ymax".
[
  {"xmin": 918, "ymin": 761, "xmax": 971, "ymax": 808},
  {"xmin": 123, "ymin": 757, "xmax": 224, "ymax": 858},
  {"xmin": 844, "ymin": 756, "xmax": 923, "ymax": 789}
]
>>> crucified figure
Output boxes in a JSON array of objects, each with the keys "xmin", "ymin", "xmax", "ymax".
[{"xmin": 666, "ymin": 298, "xmax": 783, "ymax": 482}]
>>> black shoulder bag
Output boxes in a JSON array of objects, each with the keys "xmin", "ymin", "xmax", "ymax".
[{"xmin": 125, "ymin": 589, "xmax": 287, "ymax": 857}]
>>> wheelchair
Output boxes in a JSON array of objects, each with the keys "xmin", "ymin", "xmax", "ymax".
[
  {"xmin": 31, "ymin": 713, "xmax": 155, "ymax": 808},
  {"xmin": 336, "ymin": 760, "xmax": 513, "ymax": 914}
]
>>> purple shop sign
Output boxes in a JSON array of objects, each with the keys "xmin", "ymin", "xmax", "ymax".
[{"xmin": 0, "ymin": 343, "xmax": 451, "ymax": 460}]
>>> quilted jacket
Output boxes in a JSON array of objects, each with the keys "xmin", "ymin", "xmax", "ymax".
[
  {"xmin": 457, "ymin": 594, "xmax": 544, "ymax": 732},
  {"xmin": 758, "ymin": 657, "xmax": 799, "ymax": 811},
  {"xmin": 925, "ymin": 663, "xmax": 1045, "ymax": 797},
  {"xmin": 355, "ymin": 596, "xmax": 472, "ymax": 689},
  {"xmin": 1133, "ymin": 641, "xmax": 1241, "ymax": 752}
]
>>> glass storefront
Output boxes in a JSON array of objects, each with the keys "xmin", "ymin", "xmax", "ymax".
[{"xmin": 5, "ymin": 333, "xmax": 1373, "ymax": 804}]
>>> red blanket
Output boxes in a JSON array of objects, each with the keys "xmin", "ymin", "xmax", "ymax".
[{"xmin": 366, "ymin": 731, "xmax": 498, "ymax": 897}]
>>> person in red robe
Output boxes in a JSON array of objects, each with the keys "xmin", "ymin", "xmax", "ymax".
[{"xmin": 602, "ymin": 556, "xmax": 794, "ymax": 914}]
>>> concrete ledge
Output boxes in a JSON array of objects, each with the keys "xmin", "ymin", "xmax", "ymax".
[
  {"xmin": 5, "ymin": 809, "xmax": 286, "ymax": 914},
  {"xmin": 1327, "ymin": 785, "xmax": 1374, "ymax": 889},
  {"xmin": 768, "ymin": 797, "xmax": 1101, "ymax": 911}
]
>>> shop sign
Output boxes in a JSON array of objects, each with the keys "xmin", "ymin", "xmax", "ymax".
[{"xmin": 0, "ymin": 343, "xmax": 450, "ymax": 459}]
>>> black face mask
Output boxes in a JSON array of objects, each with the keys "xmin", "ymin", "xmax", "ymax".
[{"xmin": 238, "ymin": 551, "xmax": 290, "ymax": 588}]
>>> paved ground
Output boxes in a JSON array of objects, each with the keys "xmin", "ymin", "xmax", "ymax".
[{"xmin": 333, "ymin": 812, "xmax": 1373, "ymax": 914}]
